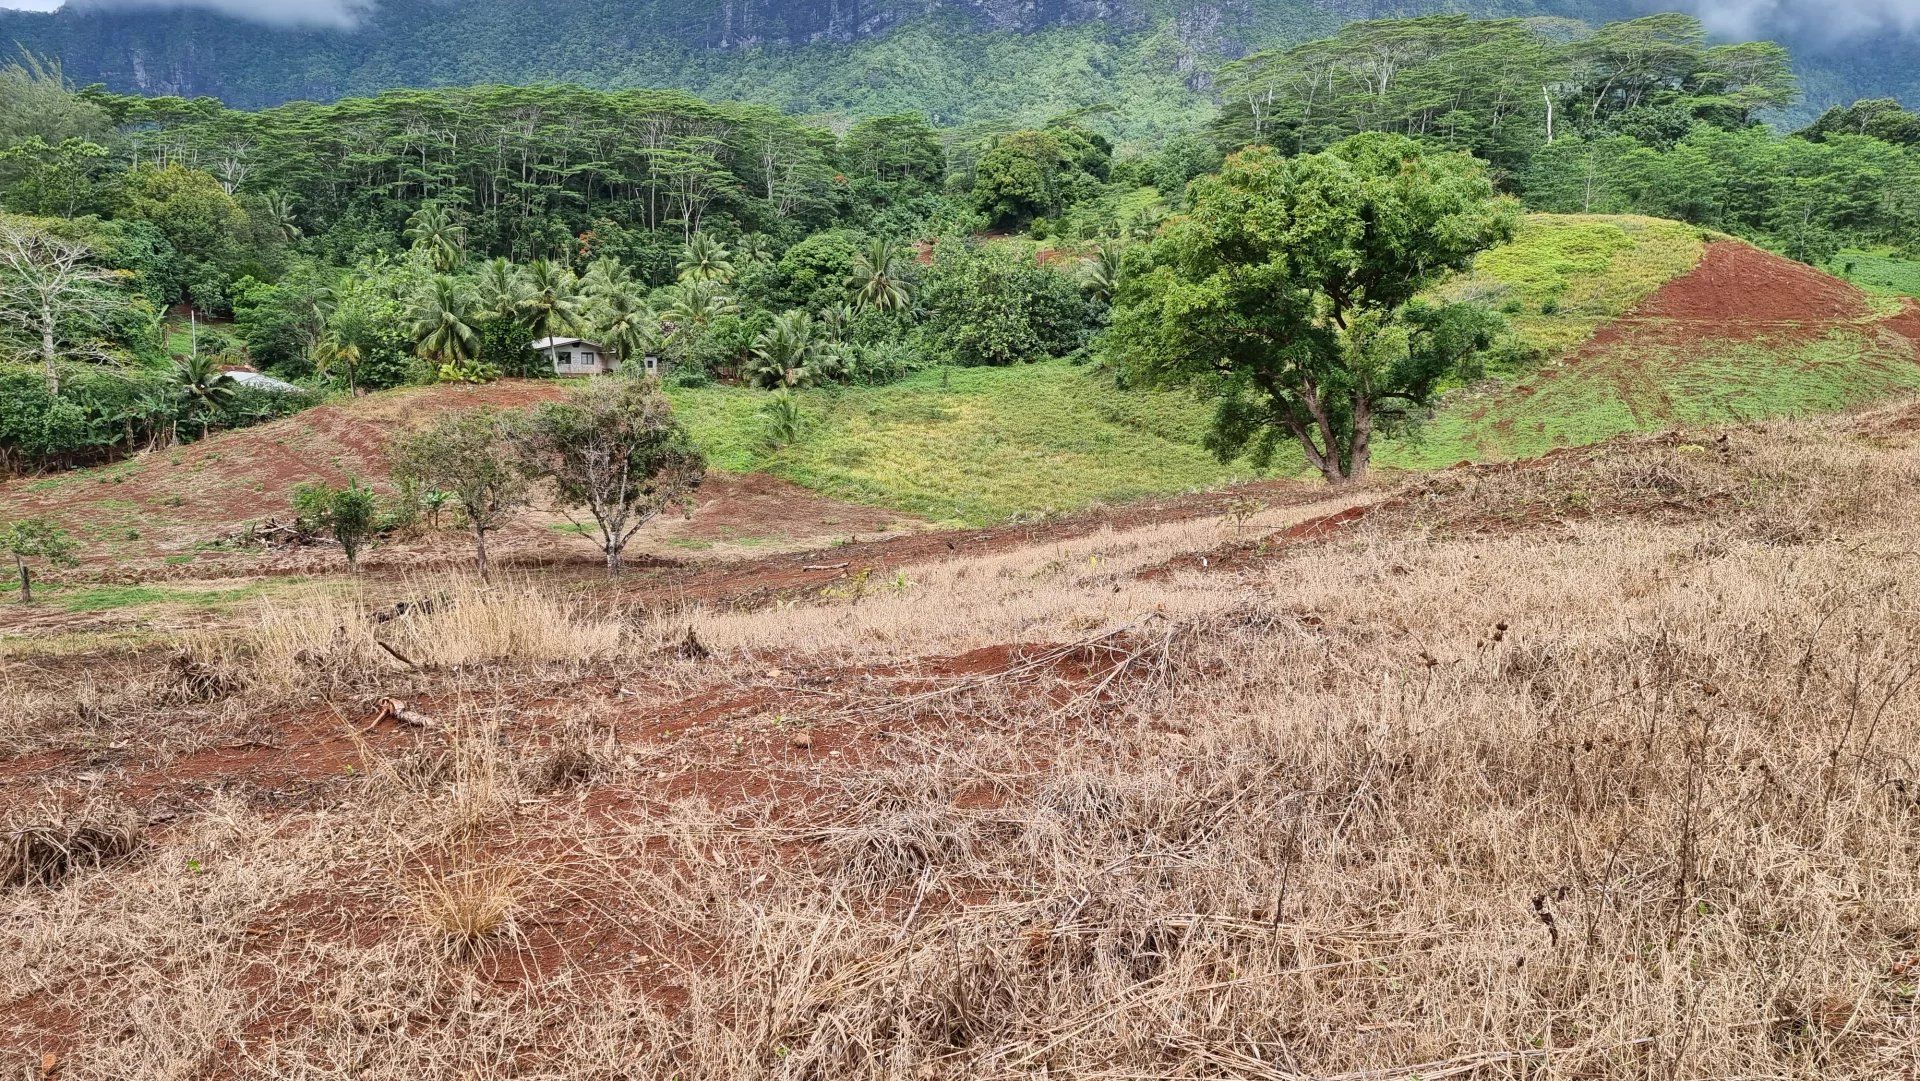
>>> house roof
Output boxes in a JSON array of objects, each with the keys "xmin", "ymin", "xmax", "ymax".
[
  {"xmin": 531, "ymin": 336, "xmax": 599, "ymax": 350},
  {"xmin": 225, "ymin": 370, "xmax": 304, "ymax": 394}
]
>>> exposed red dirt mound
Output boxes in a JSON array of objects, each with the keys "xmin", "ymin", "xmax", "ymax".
[{"xmin": 1628, "ymin": 240, "xmax": 1869, "ymax": 327}]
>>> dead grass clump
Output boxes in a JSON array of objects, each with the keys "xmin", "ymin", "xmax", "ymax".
[
  {"xmin": 160, "ymin": 649, "xmax": 244, "ymax": 705},
  {"xmin": 524, "ymin": 723, "xmax": 618, "ymax": 793},
  {"xmin": 3, "ymin": 798, "xmax": 143, "ymax": 889},
  {"xmin": 241, "ymin": 575, "xmax": 628, "ymax": 689},
  {"xmin": 411, "ymin": 858, "xmax": 523, "ymax": 959}
]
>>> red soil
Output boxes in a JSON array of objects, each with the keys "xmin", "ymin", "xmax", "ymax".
[{"xmin": 1579, "ymin": 240, "xmax": 1880, "ymax": 357}]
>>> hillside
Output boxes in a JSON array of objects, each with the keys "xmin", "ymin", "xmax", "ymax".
[
  {"xmin": 0, "ymin": 0, "xmax": 1911, "ymax": 131},
  {"xmin": 1400, "ymin": 237, "xmax": 1920, "ymax": 467},
  {"xmin": 6, "ymin": 395, "xmax": 1920, "ymax": 1072},
  {"xmin": 9, "ymin": 211, "xmax": 1918, "ymax": 593}
]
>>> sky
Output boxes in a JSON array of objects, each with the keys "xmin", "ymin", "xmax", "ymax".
[
  {"xmin": 0, "ymin": 0, "xmax": 1916, "ymax": 40},
  {"xmin": 0, "ymin": 0, "xmax": 374, "ymax": 26}
]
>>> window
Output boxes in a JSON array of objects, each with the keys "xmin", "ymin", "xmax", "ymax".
[{"xmin": 557, "ymin": 351, "xmax": 573, "ymax": 367}]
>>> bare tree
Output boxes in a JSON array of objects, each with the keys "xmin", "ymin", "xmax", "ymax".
[{"xmin": 0, "ymin": 219, "xmax": 120, "ymax": 393}]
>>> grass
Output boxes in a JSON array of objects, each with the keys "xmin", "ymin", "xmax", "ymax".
[
  {"xmin": 7, "ymin": 410, "xmax": 1920, "ymax": 1073},
  {"xmin": 669, "ymin": 361, "xmax": 1272, "ymax": 525},
  {"xmin": 1437, "ymin": 213, "xmax": 1708, "ymax": 364},
  {"xmin": 1388, "ymin": 327, "xmax": 1920, "ymax": 468},
  {"xmin": 0, "ymin": 578, "xmax": 301, "ymax": 614},
  {"xmin": 1830, "ymin": 249, "xmax": 1920, "ymax": 298}
]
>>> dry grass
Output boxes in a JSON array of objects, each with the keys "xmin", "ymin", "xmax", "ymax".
[
  {"xmin": 411, "ymin": 856, "xmax": 523, "ymax": 960},
  {"xmin": 5, "ymin": 409, "xmax": 1920, "ymax": 1076}
]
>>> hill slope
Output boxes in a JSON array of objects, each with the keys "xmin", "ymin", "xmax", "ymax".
[
  {"xmin": 0, "ymin": 0, "xmax": 1910, "ymax": 129},
  {"xmin": 1399, "ymin": 239, "xmax": 1920, "ymax": 467}
]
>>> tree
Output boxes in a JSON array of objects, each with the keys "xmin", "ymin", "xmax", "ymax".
[
  {"xmin": 390, "ymin": 411, "xmax": 528, "ymax": 578},
  {"xmin": 848, "ymin": 237, "xmax": 910, "ymax": 313},
  {"xmin": 748, "ymin": 310, "xmax": 839, "ymax": 389},
  {"xmin": 171, "ymin": 352, "xmax": 236, "ymax": 439},
  {"xmin": 514, "ymin": 379, "xmax": 704, "ymax": 572},
  {"xmin": 409, "ymin": 274, "xmax": 480, "ymax": 367},
  {"xmin": 0, "ymin": 218, "xmax": 121, "ymax": 392},
  {"xmin": 1, "ymin": 518, "xmax": 78, "ymax": 605},
  {"xmin": 310, "ymin": 329, "xmax": 366, "ymax": 394},
  {"xmin": 676, "ymin": 232, "xmax": 734, "ymax": 284},
  {"xmin": 1107, "ymin": 134, "xmax": 1517, "ymax": 485},
  {"xmin": 293, "ymin": 478, "xmax": 381, "ymax": 572},
  {"xmin": 591, "ymin": 285, "xmax": 659, "ymax": 372},
  {"xmin": 406, "ymin": 203, "xmax": 466, "ymax": 273},
  {"xmin": 841, "ymin": 113, "xmax": 945, "ymax": 188},
  {"xmin": 519, "ymin": 259, "xmax": 584, "ymax": 370}
]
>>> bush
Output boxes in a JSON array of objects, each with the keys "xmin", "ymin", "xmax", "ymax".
[{"xmin": 917, "ymin": 243, "xmax": 1098, "ymax": 367}]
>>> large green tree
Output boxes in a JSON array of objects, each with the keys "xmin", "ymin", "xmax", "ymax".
[{"xmin": 1107, "ymin": 134, "xmax": 1517, "ymax": 484}]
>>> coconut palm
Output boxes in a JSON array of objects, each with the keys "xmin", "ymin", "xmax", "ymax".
[
  {"xmin": 582, "ymin": 255, "xmax": 633, "ymax": 299},
  {"xmin": 675, "ymin": 232, "xmax": 735, "ymax": 284},
  {"xmin": 664, "ymin": 279, "xmax": 738, "ymax": 333},
  {"xmin": 1083, "ymin": 244, "xmax": 1123, "ymax": 304},
  {"xmin": 410, "ymin": 275, "xmax": 481, "ymax": 367},
  {"xmin": 171, "ymin": 352, "xmax": 236, "ymax": 439},
  {"xmin": 311, "ymin": 330, "xmax": 365, "ymax": 393},
  {"xmin": 519, "ymin": 259, "xmax": 585, "ymax": 369},
  {"xmin": 817, "ymin": 301, "xmax": 857, "ymax": 343},
  {"xmin": 259, "ymin": 191, "xmax": 302, "ymax": 243},
  {"xmin": 593, "ymin": 285, "xmax": 660, "ymax": 371},
  {"xmin": 748, "ymin": 310, "xmax": 840, "ymax": 390},
  {"xmin": 474, "ymin": 257, "xmax": 526, "ymax": 321},
  {"xmin": 406, "ymin": 203, "xmax": 466, "ymax": 273},
  {"xmin": 734, "ymin": 233, "xmax": 774, "ymax": 266},
  {"xmin": 848, "ymin": 236, "xmax": 910, "ymax": 313}
]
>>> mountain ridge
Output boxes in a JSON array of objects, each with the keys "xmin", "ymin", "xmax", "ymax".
[{"xmin": 4, "ymin": 0, "xmax": 1912, "ymax": 131}]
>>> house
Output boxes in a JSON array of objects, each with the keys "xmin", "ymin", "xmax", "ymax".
[{"xmin": 531, "ymin": 337, "xmax": 663, "ymax": 378}]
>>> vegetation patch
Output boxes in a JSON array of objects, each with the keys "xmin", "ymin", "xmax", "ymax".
[{"xmin": 671, "ymin": 362, "xmax": 1266, "ymax": 525}]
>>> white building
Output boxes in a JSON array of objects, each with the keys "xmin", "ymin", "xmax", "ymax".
[{"xmin": 530, "ymin": 337, "xmax": 663, "ymax": 378}]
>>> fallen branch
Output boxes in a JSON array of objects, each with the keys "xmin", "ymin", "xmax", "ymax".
[{"xmin": 370, "ymin": 697, "xmax": 437, "ymax": 730}]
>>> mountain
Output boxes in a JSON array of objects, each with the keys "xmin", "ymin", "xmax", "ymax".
[{"xmin": 0, "ymin": 0, "xmax": 1914, "ymax": 135}]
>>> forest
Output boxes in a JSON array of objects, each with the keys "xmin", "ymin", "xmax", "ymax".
[{"xmin": 1, "ymin": 12, "xmax": 1917, "ymax": 475}]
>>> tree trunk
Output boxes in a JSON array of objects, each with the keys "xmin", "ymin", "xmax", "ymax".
[
  {"xmin": 40, "ymin": 306, "xmax": 59, "ymax": 394},
  {"xmin": 15, "ymin": 557, "xmax": 31, "ymax": 605},
  {"xmin": 474, "ymin": 525, "xmax": 490, "ymax": 580},
  {"xmin": 603, "ymin": 536, "xmax": 621, "ymax": 574}
]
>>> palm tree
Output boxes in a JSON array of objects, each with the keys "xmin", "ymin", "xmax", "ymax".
[
  {"xmin": 1083, "ymin": 245, "xmax": 1123, "ymax": 305},
  {"xmin": 311, "ymin": 330, "xmax": 365, "ymax": 394},
  {"xmin": 735, "ymin": 233, "xmax": 774, "ymax": 266},
  {"xmin": 259, "ymin": 191, "xmax": 302, "ymax": 243},
  {"xmin": 582, "ymin": 255, "xmax": 633, "ymax": 299},
  {"xmin": 518, "ymin": 259, "xmax": 585, "ymax": 370},
  {"xmin": 171, "ymin": 353, "xmax": 236, "ymax": 439},
  {"xmin": 676, "ymin": 232, "xmax": 735, "ymax": 284},
  {"xmin": 474, "ymin": 257, "xmax": 526, "ymax": 321},
  {"xmin": 410, "ymin": 275, "xmax": 481, "ymax": 368},
  {"xmin": 817, "ymin": 301, "xmax": 857, "ymax": 343},
  {"xmin": 748, "ymin": 310, "xmax": 840, "ymax": 389},
  {"xmin": 406, "ymin": 203, "xmax": 466, "ymax": 273},
  {"xmin": 848, "ymin": 237, "xmax": 910, "ymax": 313},
  {"xmin": 593, "ymin": 284, "xmax": 660, "ymax": 371},
  {"xmin": 664, "ymin": 279, "xmax": 738, "ymax": 333}
]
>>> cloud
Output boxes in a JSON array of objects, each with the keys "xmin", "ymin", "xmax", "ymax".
[
  {"xmin": 61, "ymin": 0, "xmax": 376, "ymax": 28},
  {"xmin": 1665, "ymin": 0, "xmax": 1920, "ymax": 43}
]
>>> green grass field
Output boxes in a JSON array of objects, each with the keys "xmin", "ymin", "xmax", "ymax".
[
  {"xmin": 1388, "ymin": 327, "xmax": 1920, "ymax": 468},
  {"xmin": 1437, "ymin": 214, "xmax": 1708, "ymax": 364},
  {"xmin": 1830, "ymin": 250, "xmax": 1920, "ymax": 299},
  {"xmin": 668, "ymin": 362, "xmax": 1269, "ymax": 525}
]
